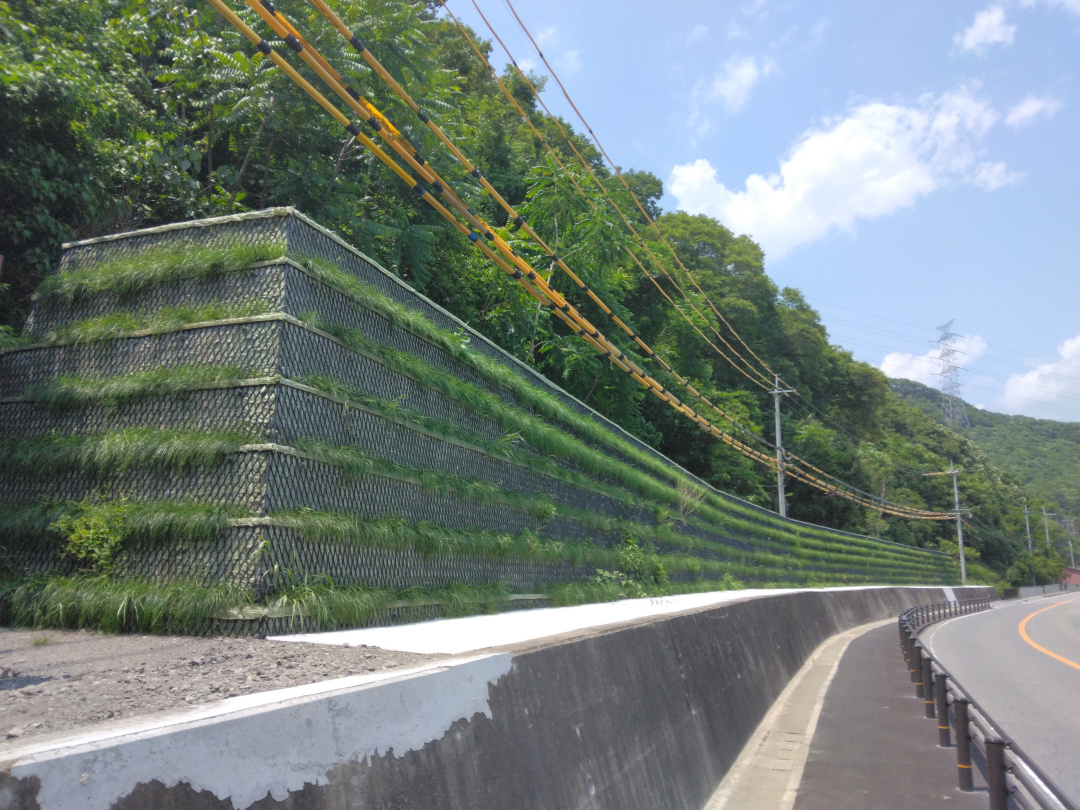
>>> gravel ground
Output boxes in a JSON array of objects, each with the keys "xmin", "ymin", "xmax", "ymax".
[{"xmin": 0, "ymin": 628, "xmax": 439, "ymax": 744}]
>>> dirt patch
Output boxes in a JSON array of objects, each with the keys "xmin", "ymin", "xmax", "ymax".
[{"xmin": 0, "ymin": 628, "xmax": 439, "ymax": 744}]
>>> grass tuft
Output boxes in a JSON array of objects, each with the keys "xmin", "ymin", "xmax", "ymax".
[
  {"xmin": 28, "ymin": 366, "xmax": 256, "ymax": 410},
  {"xmin": 37, "ymin": 243, "xmax": 284, "ymax": 302},
  {"xmin": 0, "ymin": 575, "xmax": 253, "ymax": 634},
  {"xmin": 0, "ymin": 429, "xmax": 253, "ymax": 476},
  {"xmin": 46, "ymin": 301, "xmax": 269, "ymax": 344},
  {"xmin": 267, "ymin": 582, "xmax": 512, "ymax": 630},
  {"xmin": 294, "ymin": 440, "xmax": 556, "ymax": 520}
]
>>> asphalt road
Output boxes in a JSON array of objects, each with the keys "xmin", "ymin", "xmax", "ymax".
[{"xmin": 924, "ymin": 593, "xmax": 1080, "ymax": 805}]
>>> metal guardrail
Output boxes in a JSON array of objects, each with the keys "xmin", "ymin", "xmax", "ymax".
[{"xmin": 899, "ymin": 599, "xmax": 1078, "ymax": 810}]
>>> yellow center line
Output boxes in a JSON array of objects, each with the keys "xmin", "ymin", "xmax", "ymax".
[{"xmin": 1018, "ymin": 597, "xmax": 1080, "ymax": 672}]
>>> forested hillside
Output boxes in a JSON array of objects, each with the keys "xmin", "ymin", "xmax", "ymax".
[
  {"xmin": 891, "ymin": 379, "xmax": 1079, "ymax": 523},
  {"xmin": 0, "ymin": 0, "xmax": 1057, "ymax": 578}
]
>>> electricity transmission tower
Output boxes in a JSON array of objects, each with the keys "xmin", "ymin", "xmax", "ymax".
[{"xmin": 936, "ymin": 320, "xmax": 970, "ymax": 429}]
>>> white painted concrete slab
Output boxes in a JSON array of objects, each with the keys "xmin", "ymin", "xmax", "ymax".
[
  {"xmin": 271, "ymin": 585, "xmax": 982, "ymax": 655},
  {"xmin": 4, "ymin": 653, "xmax": 513, "ymax": 810},
  {"xmin": 272, "ymin": 588, "xmax": 790, "ymax": 654}
]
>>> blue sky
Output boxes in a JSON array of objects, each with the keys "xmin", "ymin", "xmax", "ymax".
[{"xmin": 442, "ymin": 0, "xmax": 1080, "ymax": 421}]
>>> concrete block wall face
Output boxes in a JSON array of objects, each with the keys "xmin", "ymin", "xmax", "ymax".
[
  {"xmin": 0, "ymin": 585, "xmax": 998, "ymax": 810},
  {"xmin": 0, "ymin": 208, "xmax": 958, "ymax": 619}
]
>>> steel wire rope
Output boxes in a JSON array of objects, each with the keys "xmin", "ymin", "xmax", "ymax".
[
  {"xmin": 306, "ymin": 2, "xmax": 956, "ymax": 519},
  {"xmin": 471, "ymin": 0, "xmax": 1054, "ymax": 510},
  {"xmin": 441, "ymin": 0, "xmax": 961, "ymax": 511},
  {"xmin": 207, "ymin": 0, "xmax": 777, "ymax": 461},
  {"xmin": 265, "ymin": 0, "xmax": 782, "ymax": 445},
  {"xmin": 442, "ymin": 0, "xmax": 777, "ymax": 394},
  {"xmin": 494, "ymin": 0, "xmax": 790, "ymax": 391},
  {"xmin": 479, "ymin": 0, "xmax": 964, "ymax": 491},
  {"xmin": 204, "ymin": 0, "xmax": 954, "ymax": 521}
]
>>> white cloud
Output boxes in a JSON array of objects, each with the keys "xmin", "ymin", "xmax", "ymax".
[
  {"xmin": 1003, "ymin": 335, "xmax": 1080, "ymax": 420},
  {"xmin": 559, "ymin": 49, "xmax": 581, "ymax": 74},
  {"xmin": 670, "ymin": 88, "xmax": 1011, "ymax": 258},
  {"xmin": 689, "ymin": 24, "xmax": 709, "ymax": 43},
  {"xmin": 1020, "ymin": 0, "xmax": 1080, "ymax": 16},
  {"xmin": 1005, "ymin": 95, "xmax": 1063, "ymax": 128},
  {"xmin": 972, "ymin": 161, "xmax": 1023, "ymax": 190},
  {"xmin": 536, "ymin": 27, "xmax": 557, "ymax": 47},
  {"xmin": 700, "ymin": 54, "xmax": 777, "ymax": 114},
  {"xmin": 879, "ymin": 336, "xmax": 988, "ymax": 388},
  {"xmin": 954, "ymin": 6, "xmax": 1016, "ymax": 53}
]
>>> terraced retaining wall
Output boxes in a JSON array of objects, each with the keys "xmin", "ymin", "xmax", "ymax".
[{"xmin": 0, "ymin": 209, "xmax": 957, "ymax": 625}]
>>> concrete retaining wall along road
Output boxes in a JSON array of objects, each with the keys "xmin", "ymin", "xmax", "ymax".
[{"xmin": 0, "ymin": 585, "xmax": 995, "ymax": 810}]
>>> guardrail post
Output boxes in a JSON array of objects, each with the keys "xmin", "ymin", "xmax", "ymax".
[
  {"xmin": 986, "ymin": 738, "xmax": 1009, "ymax": 810},
  {"xmin": 935, "ymin": 673, "xmax": 950, "ymax": 746},
  {"xmin": 922, "ymin": 655, "xmax": 935, "ymax": 717},
  {"xmin": 954, "ymin": 698, "xmax": 974, "ymax": 791},
  {"xmin": 908, "ymin": 633, "xmax": 919, "ymax": 682}
]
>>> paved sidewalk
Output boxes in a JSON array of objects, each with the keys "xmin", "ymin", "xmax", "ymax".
[
  {"xmin": 704, "ymin": 621, "xmax": 885, "ymax": 810},
  {"xmin": 793, "ymin": 623, "xmax": 987, "ymax": 810}
]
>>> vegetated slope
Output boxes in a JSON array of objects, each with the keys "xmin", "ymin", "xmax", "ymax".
[
  {"xmin": 890, "ymin": 379, "xmax": 1079, "ymax": 517},
  {"xmin": 0, "ymin": 0, "xmax": 1030, "ymax": 575}
]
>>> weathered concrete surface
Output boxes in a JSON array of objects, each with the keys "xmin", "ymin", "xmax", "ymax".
[{"xmin": 0, "ymin": 586, "xmax": 995, "ymax": 810}]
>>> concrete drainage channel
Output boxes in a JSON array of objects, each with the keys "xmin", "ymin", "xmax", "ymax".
[
  {"xmin": 0, "ymin": 585, "xmax": 994, "ymax": 810},
  {"xmin": 899, "ymin": 600, "xmax": 1079, "ymax": 810}
]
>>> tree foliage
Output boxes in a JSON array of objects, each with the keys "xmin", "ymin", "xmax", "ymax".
[{"xmin": 0, "ymin": 0, "xmax": 1049, "ymax": 575}]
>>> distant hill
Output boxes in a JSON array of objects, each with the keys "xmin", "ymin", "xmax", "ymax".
[{"xmin": 889, "ymin": 379, "xmax": 1080, "ymax": 516}]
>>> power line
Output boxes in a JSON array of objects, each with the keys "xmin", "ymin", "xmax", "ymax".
[{"xmin": 204, "ymin": 0, "xmax": 955, "ymax": 521}]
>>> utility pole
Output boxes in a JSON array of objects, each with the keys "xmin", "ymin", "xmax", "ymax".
[
  {"xmin": 924, "ymin": 461, "xmax": 966, "ymax": 585},
  {"xmin": 1063, "ymin": 519, "xmax": 1076, "ymax": 569},
  {"xmin": 1023, "ymin": 501, "xmax": 1033, "ymax": 554},
  {"xmin": 769, "ymin": 374, "xmax": 796, "ymax": 518},
  {"xmin": 1023, "ymin": 501, "xmax": 1035, "ymax": 586},
  {"xmin": 1042, "ymin": 507, "xmax": 1056, "ymax": 552}
]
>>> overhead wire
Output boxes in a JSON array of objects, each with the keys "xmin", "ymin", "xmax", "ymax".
[
  {"xmin": 203, "ymin": 0, "xmax": 955, "ymax": 521},
  {"xmin": 446, "ymin": 1, "xmax": 974, "ymax": 497},
  {"xmin": 496, "ymin": 0, "xmax": 787, "ymax": 392},
  {"xmin": 446, "ymin": 0, "xmax": 778, "ymax": 394},
  {"xmin": 282, "ymin": 0, "xmax": 780, "ymax": 443}
]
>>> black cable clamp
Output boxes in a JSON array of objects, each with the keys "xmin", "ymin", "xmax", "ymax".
[
  {"xmin": 346, "ymin": 122, "xmax": 361, "ymax": 137},
  {"xmin": 413, "ymin": 154, "xmax": 425, "ymax": 167},
  {"xmin": 260, "ymin": 0, "xmax": 276, "ymax": 12},
  {"xmin": 560, "ymin": 303, "xmax": 571, "ymax": 313},
  {"xmin": 511, "ymin": 215, "xmax": 525, "ymax": 231},
  {"xmin": 350, "ymin": 35, "xmax": 365, "ymax": 53},
  {"xmin": 284, "ymin": 34, "xmax": 303, "ymax": 53},
  {"xmin": 413, "ymin": 184, "xmax": 427, "ymax": 198},
  {"xmin": 367, "ymin": 116, "xmax": 382, "ymax": 132},
  {"xmin": 257, "ymin": 40, "xmax": 272, "ymax": 56},
  {"xmin": 416, "ymin": 109, "xmax": 429, "ymax": 123},
  {"xmin": 484, "ymin": 231, "xmax": 494, "ymax": 241},
  {"xmin": 512, "ymin": 270, "xmax": 523, "ymax": 279},
  {"xmin": 345, "ymin": 86, "xmax": 361, "ymax": 102},
  {"xmin": 470, "ymin": 168, "xmax": 482, "ymax": 180},
  {"xmin": 581, "ymin": 285, "xmax": 590, "ymax": 293}
]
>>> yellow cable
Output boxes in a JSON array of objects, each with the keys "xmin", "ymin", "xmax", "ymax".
[{"xmin": 204, "ymin": 0, "xmax": 952, "ymax": 521}]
